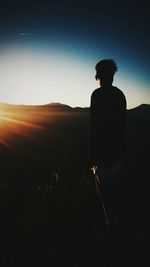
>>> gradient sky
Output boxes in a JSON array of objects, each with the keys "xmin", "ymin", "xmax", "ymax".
[{"xmin": 0, "ymin": 0, "xmax": 149, "ymax": 109}]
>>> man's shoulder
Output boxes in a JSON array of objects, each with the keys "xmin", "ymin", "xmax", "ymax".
[
  {"xmin": 112, "ymin": 86, "xmax": 126, "ymax": 98},
  {"xmin": 113, "ymin": 86, "xmax": 124, "ymax": 93},
  {"xmin": 91, "ymin": 88, "xmax": 102, "ymax": 99},
  {"xmin": 91, "ymin": 88, "xmax": 100, "ymax": 95},
  {"xmin": 113, "ymin": 87, "xmax": 127, "ymax": 109}
]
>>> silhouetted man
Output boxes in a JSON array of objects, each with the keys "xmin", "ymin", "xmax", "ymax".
[{"xmin": 90, "ymin": 59, "xmax": 127, "ymax": 233}]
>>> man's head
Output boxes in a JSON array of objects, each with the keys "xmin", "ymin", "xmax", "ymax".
[{"xmin": 95, "ymin": 59, "xmax": 118, "ymax": 86}]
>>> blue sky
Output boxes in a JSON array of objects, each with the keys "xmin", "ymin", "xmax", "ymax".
[{"xmin": 0, "ymin": 0, "xmax": 149, "ymax": 109}]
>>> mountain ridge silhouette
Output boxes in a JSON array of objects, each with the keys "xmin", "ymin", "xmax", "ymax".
[
  {"xmin": 0, "ymin": 102, "xmax": 149, "ymax": 113},
  {"xmin": 0, "ymin": 102, "xmax": 89, "ymax": 112}
]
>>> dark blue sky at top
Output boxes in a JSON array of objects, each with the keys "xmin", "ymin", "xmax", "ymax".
[
  {"xmin": 0, "ymin": 0, "xmax": 149, "ymax": 53},
  {"xmin": 0, "ymin": 0, "xmax": 149, "ymax": 65},
  {"xmin": 0, "ymin": 0, "xmax": 149, "ymax": 107}
]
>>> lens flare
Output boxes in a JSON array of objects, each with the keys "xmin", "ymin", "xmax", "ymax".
[{"xmin": 0, "ymin": 103, "xmax": 45, "ymax": 147}]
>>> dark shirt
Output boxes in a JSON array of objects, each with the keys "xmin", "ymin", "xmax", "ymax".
[{"xmin": 90, "ymin": 85, "xmax": 127, "ymax": 166}]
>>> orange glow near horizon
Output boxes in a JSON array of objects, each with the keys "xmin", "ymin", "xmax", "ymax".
[{"xmin": 0, "ymin": 104, "xmax": 45, "ymax": 147}]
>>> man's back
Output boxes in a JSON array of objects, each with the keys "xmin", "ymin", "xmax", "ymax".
[{"xmin": 90, "ymin": 85, "xmax": 126, "ymax": 166}]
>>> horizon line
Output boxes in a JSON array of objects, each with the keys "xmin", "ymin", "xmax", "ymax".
[{"xmin": 0, "ymin": 101, "xmax": 149, "ymax": 110}]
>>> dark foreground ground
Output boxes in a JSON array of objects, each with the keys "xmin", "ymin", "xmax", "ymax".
[{"xmin": 0, "ymin": 104, "xmax": 150, "ymax": 266}]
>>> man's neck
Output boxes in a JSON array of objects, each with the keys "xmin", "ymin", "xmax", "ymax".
[{"xmin": 100, "ymin": 82, "xmax": 113, "ymax": 87}]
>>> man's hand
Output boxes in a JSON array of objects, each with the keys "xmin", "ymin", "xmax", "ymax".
[{"xmin": 91, "ymin": 165, "xmax": 97, "ymax": 175}]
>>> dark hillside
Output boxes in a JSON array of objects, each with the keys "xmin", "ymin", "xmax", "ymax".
[{"xmin": 0, "ymin": 103, "xmax": 149, "ymax": 266}]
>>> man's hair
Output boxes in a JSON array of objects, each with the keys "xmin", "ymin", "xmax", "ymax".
[{"xmin": 95, "ymin": 59, "xmax": 118, "ymax": 80}]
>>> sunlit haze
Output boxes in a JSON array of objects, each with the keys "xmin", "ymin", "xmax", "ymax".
[{"xmin": 0, "ymin": 45, "xmax": 149, "ymax": 109}]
